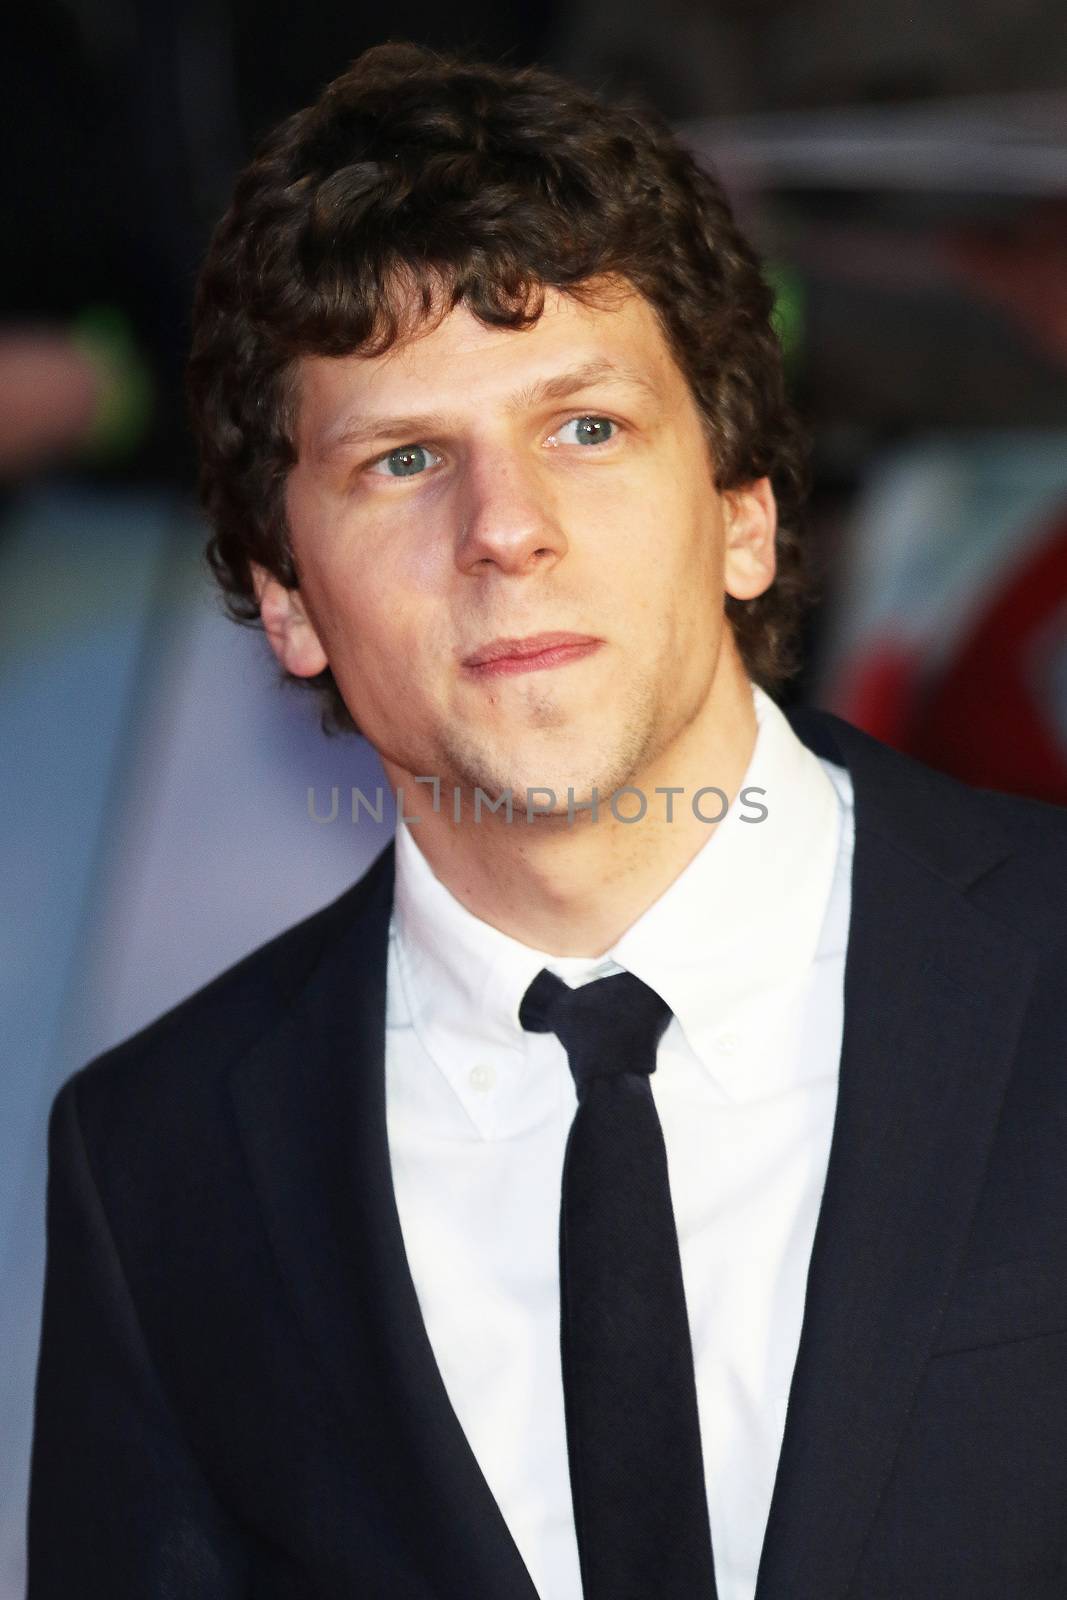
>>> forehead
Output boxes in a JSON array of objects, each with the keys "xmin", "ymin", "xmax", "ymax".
[{"xmin": 293, "ymin": 282, "xmax": 684, "ymax": 455}]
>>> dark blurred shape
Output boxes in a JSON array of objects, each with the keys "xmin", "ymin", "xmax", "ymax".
[
  {"xmin": 946, "ymin": 200, "xmax": 1067, "ymax": 365},
  {"xmin": 229, "ymin": 0, "xmax": 557, "ymax": 137}
]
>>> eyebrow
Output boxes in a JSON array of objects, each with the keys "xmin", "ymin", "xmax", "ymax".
[{"xmin": 313, "ymin": 358, "xmax": 661, "ymax": 461}]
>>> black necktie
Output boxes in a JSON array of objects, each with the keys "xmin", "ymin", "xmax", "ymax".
[{"xmin": 519, "ymin": 967, "xmax": 718, "ymax": 1600}]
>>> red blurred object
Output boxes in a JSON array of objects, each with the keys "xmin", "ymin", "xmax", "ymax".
[{"xmin": 907, "ymin": 513, "xmax": 1067, "ymax": 801}]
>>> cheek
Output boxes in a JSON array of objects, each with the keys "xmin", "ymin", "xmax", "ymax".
[
  {"xmin": 654, "ymin": 508, "xmax": 726, "ymax": 663},
  {"xmin": 306, "ymin": 555, "xmax": 446, "ymax": 734},
  {"xmin": 325, "ymin": 619, "xmax": 432, "ymax": 753},
  {"xmin": 301, "ymin": 526, "xmax": 425, "ymax": 666},
  {"xmin": 327, "ymin": 601, "xmax": 424, "ymax": 698}
]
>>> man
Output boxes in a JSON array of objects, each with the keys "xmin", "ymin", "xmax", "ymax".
[{"xmin": 27, "ymin": 40, "xmax": 1067, "ymax": 1600}]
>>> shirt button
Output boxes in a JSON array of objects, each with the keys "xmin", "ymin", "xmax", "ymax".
[
  {"xmin": 715, "ymin": 1030, "xmax": 741, "ymax": 1056},
  {"xmin": 469, "ymin": 1063, "xmax": 496, "ymax": 1093}
]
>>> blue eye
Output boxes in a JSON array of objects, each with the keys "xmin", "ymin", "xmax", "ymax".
[
  {"xmin": 557, "ymin": 416, "xmax": 616, "ymax": 446},
  {"xmin": 370, "ymin": 444, "xmax": 441, "ymax": 477}
]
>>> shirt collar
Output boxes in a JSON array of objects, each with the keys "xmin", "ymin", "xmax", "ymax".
[{"xmin": 391, "ymin": 684, "xmax": 841, "ymax": 1119}]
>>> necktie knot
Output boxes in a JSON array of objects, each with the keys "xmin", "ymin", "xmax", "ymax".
[{"xmin": 519, "ymin": 967, "xmax": 672, "ymax": 1090}]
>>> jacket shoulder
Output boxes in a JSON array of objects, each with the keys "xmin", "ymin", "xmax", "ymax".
[
  {"xmin": 958, "ymin": 782, "xmax": 1067, "ymax": 941},
  {"xmin": 790, "ymin": 703, "xmax": 1067, "ymax": 940},
  {"xmin": 54, "ymin": 841, "xmax": 395, "ymax": 1135}
]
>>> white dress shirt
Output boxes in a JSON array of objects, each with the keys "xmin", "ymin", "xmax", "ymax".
[{"xmin": 384, "ymin": 684, "xmax": 855, "ymax": 1600}]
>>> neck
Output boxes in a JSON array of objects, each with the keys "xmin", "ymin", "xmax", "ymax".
[{"xmin": 383, "ymin": 662, "xmax": 759, "ymax": 959}]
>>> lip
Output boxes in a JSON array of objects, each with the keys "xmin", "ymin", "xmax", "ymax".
[{"xmin": 462, "ymin": 632, "xmax": 603, "ymax": 677}]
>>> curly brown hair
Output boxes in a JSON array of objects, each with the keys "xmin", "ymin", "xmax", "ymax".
[{"xmin": 187, "ymin": 39, "xmax": 812, "ymax": 734}]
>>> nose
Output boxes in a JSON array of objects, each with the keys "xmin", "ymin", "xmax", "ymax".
[{"xmin": 454, "ymin": 447, "xmax": 568, "ymax": 577}]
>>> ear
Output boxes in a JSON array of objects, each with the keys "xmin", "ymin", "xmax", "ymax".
[
  {"xmin": 722, "ymin": 477, "xmax": 777, "ymax": 601},
  {"xmin": 251, "ymin": 563, "xmax": 329, "ymax": 678}
]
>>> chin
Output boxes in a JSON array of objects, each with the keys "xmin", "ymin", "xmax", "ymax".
[{"xmin": 440, "ymin": 718, "xmax": 645, "ymax": 806}]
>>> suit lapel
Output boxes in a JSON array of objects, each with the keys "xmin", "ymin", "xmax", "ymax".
[
  {"xmin": 755, "ymin": 714, "xmax": 1039, "ymax": 1600},
  {"xmin": 228, "ymin": 845, "xmax": 540, "ymax": 1600}
]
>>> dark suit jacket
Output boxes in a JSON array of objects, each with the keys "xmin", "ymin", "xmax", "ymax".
[{"xmin": 27, "ymin": 709, "xmax": 1067, "ymax": 1599}]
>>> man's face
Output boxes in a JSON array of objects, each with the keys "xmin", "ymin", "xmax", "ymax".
[{"xmin": 272, "ymin": 279, "xmax": 775, "ymax": 806}]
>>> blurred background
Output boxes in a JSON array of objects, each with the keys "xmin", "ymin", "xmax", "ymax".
[{"xmin": 2, "ymin": 3, "xmax": 1066, "ymax": 1591}]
